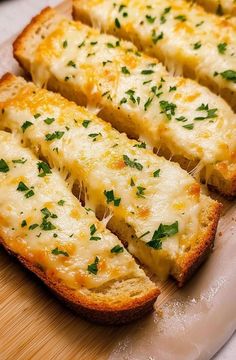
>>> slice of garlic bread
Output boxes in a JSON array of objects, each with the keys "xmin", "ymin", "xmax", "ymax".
[
  {"xmin": 0, "ymin": 73, "xmax": 221, "ymax": 286},
  {"xmin": 193, "ymin": 0, "xmax": 236, "ymax": 16},
  {"xmin": 73, "ymin": 0, "xmax": 236, "ymax": 111},
  {"xmin": 13, "ymin": 8, "xmax": 236, "ymax": 197},
  {"xmin": 0, "ymin": 130, "xmax": 159, "ymax": 324}
]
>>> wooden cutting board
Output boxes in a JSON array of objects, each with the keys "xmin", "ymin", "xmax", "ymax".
[{"xmin": 0, "ymin": 2, "xmax": 235, "ymax": 359}]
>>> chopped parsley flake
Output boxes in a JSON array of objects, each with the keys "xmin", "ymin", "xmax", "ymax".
[
  {"xmin": 29, "ymin": 224, "xmax": 39, "ymax": 230},
  {"xmin": 141, "ymin": 69, "xmax": 154, "ymax": 75},
  {"xmin": 115, "ymin": 18, "xmax": 121, "ymax": 28},
  {"xmin": 175, "ymin": 14, "xmax": 187, "ymax": 22},
  {"xmin": 193, "ymin": 41, "xmax": 202, "ymax": 50},
  {"xmin": 146, "ymin": 221, "xmax": 179, "ymax": 249},
  {"xmin": 12, "ymin": 158, "xmax": 27, "ymax": 164},
  {"xmin": 146, "ymin": 15, "xmax": 156, "ymax": 23},
  {"xmin": 0, "ymin": 159, "xmax": 9, "ymax": 173},
  {"xmin": 45, "ymin": 131, "xmax": 64, "ymax": 141},
  {"xmin": 217, "ymin": 42, "xmax": 227, "ymax": 54},
  {"xmin": 182, "ymin": 123, "xmax": 194, "ymax": 130},
  {"xmin": 104, "ymin": 189, "xmax": 121, "ymax": 206},
  {"xmin": 21, "ymin": 121, "xmax": 33, "ymax": 133},
  {"xmin": 159, "ymin": 100, "xmax": 177, "ymax": 120},
  {"xmin": 17, "ymin": 181, "xmax": 29, "ymax": 192},
  {"xmin": 58, "ymin": 200, "xmax": 65, "ymax": 206},
  {"xmin": 220, "ymin": 69, "xmax": 236, "ymax": 83},
  {"xmin": 194, "ymin": 103, "xmax": 218, "ymax": 120},
  {"xmin": 153, "ymin": 169, "xmax": 161, "ymax": 177},
  {"xmin": 87, "ymin": 256, "xmax": 99, "ymax": 274},
  {"xmin": 34, "ymin": 113, "xmax": 41, "ymax": 119},
  {"xmin": 51, "ymin": 247, "xmax": 69, "ymax": 257},
  {"xmin": 133, "ymin": 141, "xmax": 146, "ymax": 149},
  {"xmin": 21, "ymin": 220, "xmax": 27, "ymax": 227},
  {"xmin": 152, "ymin": 30, "xmax": 164, "ymax": 44},
  {"xmin": 121, "ymin": 66, "xmax": 130, "ymax": 74},
  {"xmin": 123, "ymin": 154, "xmax": 143, "ymax": 171},
  {"xmin": 82, "ymin": 120, "xmax": 91, "ymax": 128},
  {"xmin": 44, "ymin": 117, "xmax": 55, "ymax": 125},
  {"xmin": 160, "ymin": 6, "xmax": 171, "ymax": 24},
  {"xmin": 67, "ymin": 60, "xmax": 76, "ymax": 68},
  {"xmin": 25, "ymin": 190, "xmax": 35, "ymax": 198},
  {"xmin": 63, "ymin": 40, "xmax": 68, "ymax": 48},
  {"xmin": 111, "ymin": 245, "xmax": 124, "ymax": 254},
  {"xmin": 37, "ymin": 161, "xmax": 52, "ymax": 177},
  {"xmin": 136, "ymin": 186, "xmax": 146, "ymax": 198}
]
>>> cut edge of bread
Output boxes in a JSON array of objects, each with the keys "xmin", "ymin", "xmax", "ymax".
[
  {"xmin": 13, "ymin": 6, "xmax": 236, "ymax": 197},
  {"xmin": 0, "ymin": 72, "xmax": 222, "ymax": 289}
]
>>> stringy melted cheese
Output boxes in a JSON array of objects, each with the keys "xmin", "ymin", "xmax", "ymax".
[
  {"xmin": 74, "ymin": 0, "xmax": 236, "ymax": 92},
  {"xmin": 31, "ymin": 18, "xmax": 236, "ymax": 172},
  {"xmin": 0, "ymin": 131, "xmax": 143, "ymax": 289},
  {"xmin": 0, "ymin": 82, "xmax": 205, "ymax": 279}
]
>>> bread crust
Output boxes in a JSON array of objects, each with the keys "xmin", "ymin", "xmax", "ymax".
[
  {"xmin": 174, "ymin": 199, "xmax": 222, "ymax": 287},
  {"xmin": 12, "ymin": 7, "xmax": 236, "ymax": 197}
]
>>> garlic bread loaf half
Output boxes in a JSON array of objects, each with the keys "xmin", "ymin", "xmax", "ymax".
[
  {"xmin": 0, "ymin": 129, "xmax": 159, "ymax": 324},
  {"xmin": 73, "ymin": 0, "xmax": 236, "ymax": 111},
  {"xmin": 13, "ymin": 8, "xmax": 236, "ymax": 196},
  {"xmin": 0, "ymin": 73, "xmax": 221, "ymax": 286}
]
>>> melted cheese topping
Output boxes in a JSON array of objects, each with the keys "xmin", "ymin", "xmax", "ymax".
[
  {"xmin": 30, "ymin": 18, "xmax": 236, "ymax": 172},
  {"xmin": 74, "ymin": 0, "xmax": 236, "ymax": 94},
  {"xmin": 194, "ymin": 0, "xmax": 236, "ymax": 16},
  {"xmin": 0, "ymin": 81, "xmax": 205, "ymax": 279},
  {"xmin": 0, "ymin": 131, "xmax": 143, "ymax": 289}
]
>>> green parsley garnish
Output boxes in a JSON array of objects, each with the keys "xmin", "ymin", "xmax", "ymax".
[
  {"xmin": 146, "ymin": 221, "xmax": 179, "ymax": 249},
  {"xmin": 12, "ymin": 158, "xmax": 27, "ymax": 164},
  {"xmin": 175, "ymin": 15, "xmax": 187, "ymax": 22},
  {"xmin": 45, "ymin": 131, "xmax": 64, "ymax": 141},
  {"xmin": 21, "ymin": 121, "xmax": 33, "ymax": 133},
  {"xmin": 136, "ymin": 186, "xmax": 146, "ymax": 198},
  {"xmin": 141, "ymin": 69, "xmax": 154, "ymax": 75},
  {"xmin": 111, "ymin": 245, "xmax": 124, "ymax": 254},
  {"xmin": 21, "ymin": 220, "xmax": 27, "ymax": 227},
  {"xmin": 123, "ymin": 154, "xmax": 143, "ymax": 171},
  {"xmin": 51, "ymin": 247, "xmax": 69, "ymax": 257},
  {"xmin": 182, "ymin": 123, "xmax": 194, "ymax": 130},
  {"xmin": 17, "ymin": 181, "xmax": 29, "ymax": 192},
  {"xmin": 217, "ymin": 42, "xmax": 227, "ymax": 54},
  {"xmin": 63, "ymin": 40, "xmax": 68, "ymax": 48},
  {"xmin": 58, "ymin": 200, "xmax": 65, "ymax": 206},
  {"xmin": 90, "ymin": 224, "xmax": 101, "ymax": 240},
  {"xmin": 193, "ymin": 41, "xmax": 202, "ymax": 50},
  {"xmin": 29, "ymin": 224, "xmax": 39, "ymax": 230},
  {"xmin": 82, "ymin": 120, "xmax": 91, "ymax": 128},
  {"xmin": 153, "ymin": 169, "xmax": 161, "ymax": 177},
  {"xmin": 104, "ymin": 189, "xmax": 121, "ymax": 206},
  {"xmin": 37, "ymin": 161, "xmax": 52, "ymax": 177},
  {"xmin": 115, "ymin": 18, "xmax": 121, "ymax": 28},
  {"xmin": 220, "ymin": 69, "xmax": 236, "ymax": 83},
  {"xmin": 0, "ymin": 159, "xmax": 9, "ymax": 173},
  {"xmin": 194, "ymin": 103, "xmax": 218, "ymax": 120},
  {"xmin": 152, "ymin": 30, "xmax": 164, "ymax": 44},
  {"xmin": 44, "ymin": 117, "xmax": 55, "ymax": 125},
  {"xmin": 121, "ymin": 66, "xmax": 130, "ymax": 74},
  {"xmin": 67, "ymin": 60, "xmax": 76, "ymax": 68},
  {"xmin": 87, "ymin": 256, "xmax": 99, "ymax": 274},
  {"xmin": 34, "ymin": 113, "xmax": 41, "ymax": 119},
  {"xmin": 160, "ymin": 6, "xmax": 171, "ymax": 24},
  {"xmin": 159, "ymin": 100, "xmax": 177, "ymax": 120},
  {"xmin": 146, "ymin": 15, "xmax": 156, "ymax": 23}
]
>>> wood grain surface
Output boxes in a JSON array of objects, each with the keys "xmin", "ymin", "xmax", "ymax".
[{"xmin": 0, "ymin": 2, "xmax": 235, "ymax": 360}]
